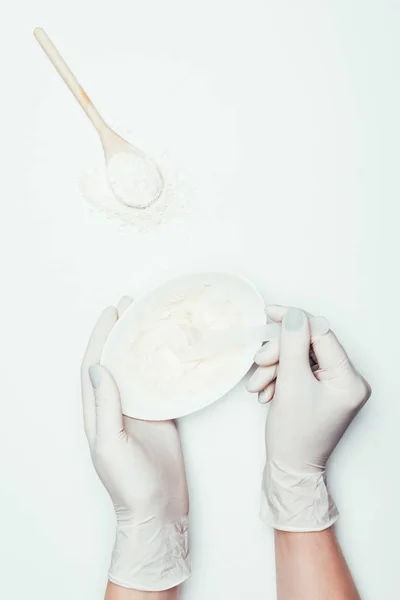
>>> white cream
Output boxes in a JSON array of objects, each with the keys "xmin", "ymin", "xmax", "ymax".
[{"xmin": 128, "ymin": 283, "xmax": 244, "ymax": 397}]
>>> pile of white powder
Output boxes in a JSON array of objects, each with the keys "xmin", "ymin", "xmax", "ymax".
[
  {"xmin": 78, "ymin": 151, "xmax": 191, "ymax": 231},
  {"xmin": 107, "ymin": 152, "xmax": 163, "ymax": 209},
  {"xmin": 128, "ymin": 283, "xmax": 244, "ymax": 398}
]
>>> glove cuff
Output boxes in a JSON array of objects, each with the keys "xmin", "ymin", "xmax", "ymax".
[
  {"xmin": 108, "ymin": 515, "xmax": 190, "ymax": 591},
  {"xmin": 260, "ymin": 460, "xmax": 339, "ymax": 532}
]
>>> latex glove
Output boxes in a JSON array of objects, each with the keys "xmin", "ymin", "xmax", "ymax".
[
  {"xmin": 247, "ymin": 308, "xmax": 325, "ymax": 404},
  {"xmin": 81, "ymin": 298, "xmax": 190, "ymax": 591},
  {"xmin": 249, "ymin": 306, "xmax": 371, "ymax": 532}
]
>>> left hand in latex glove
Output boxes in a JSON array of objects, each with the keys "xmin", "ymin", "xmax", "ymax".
[{"xmin": 81, "ymin": 298, "xmax": 190, "ymax": 591}]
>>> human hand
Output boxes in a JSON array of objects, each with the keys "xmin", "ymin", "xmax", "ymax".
[
  {"xmin": 248, "ymin": 305, "xmax": 371, "ymax": 531},
  {"xmin": 81, "ymin": 298, "xmax": 190, "ymax": 591}
]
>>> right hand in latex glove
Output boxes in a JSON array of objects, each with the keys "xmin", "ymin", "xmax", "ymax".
[
  {"xmin": 81, "ymin": 299, "xmax": 190, "ymax": 592},
  {"xmin": 249, "ymin": 306, "xmax": 371, "ymax": 532}
]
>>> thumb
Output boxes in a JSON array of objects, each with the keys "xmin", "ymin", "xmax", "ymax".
[
  {"xmin": 279, "ymin": 308, "xmax": 311, "ymax": 377},
  {"xmin": 89, "ymin": 365, "xmax": 123, "ymax": 440}
]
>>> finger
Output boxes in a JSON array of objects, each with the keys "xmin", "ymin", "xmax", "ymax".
[
  {"xmin": 254, "ymin": 338, "xmax": 279, "ymax": 366},
  {"xmin": 279, "ymin": 308, "xmax": 311, "ymax": 377},
  {"xmin": 83, "ymin": 306, "xmax": 118, "ymax": 365},
  {"xmin": 265, "ymin": 305, "xmax": 329, "ymax": 339},
  {"xmin": 258, "ymin": 381, "xmax": 276, "ymax": 404},
  {"xmin": 81, "ymin": 306, "xmax": 118, "ymax": 444},
  {"xmin": 266, "ymin": 304, "xmax": 315, "ymax": 322},
  {"xmin": 117, "ymin": 296, "xmax": 133, "ymax": 317},
  {"xmin": 311, "ymin": 330, "xmax": 351, "ymax": 378},
  {"xmin": 89, "ymin": 365, "xmax": 123, "ymax": 440},
  {"xmin": 265, "ymin": 304, "xmax": 288, "ymax": 322},
  {"xmin": 255, "ymin": 335, "xmax": 319, "ymax": 371},
  {"xmin": 247, "ymin": 364, "xmax": 278, "ymax": 393}
]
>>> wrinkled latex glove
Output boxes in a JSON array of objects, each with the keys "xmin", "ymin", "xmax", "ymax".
[
  {"xmin": 81, "ymin": 298, "xmax": 190, "ymax": 591},
  {"xmin": 248, "ymin": 306, "xmax": 371, "ymax": 532}
]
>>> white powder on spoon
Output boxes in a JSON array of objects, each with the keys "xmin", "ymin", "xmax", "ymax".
[
  {"xmin": 107, "ymin": 152, "xmax": 163, "ymax": 209},
  {"xmin": 78, "ymin": 151, "xmax": 191, "ymax": 231}
]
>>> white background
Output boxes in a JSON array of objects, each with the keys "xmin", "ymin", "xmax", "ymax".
[{"xmin": 1, "ymin": 1, "xmax": 399, "ymax": 598}]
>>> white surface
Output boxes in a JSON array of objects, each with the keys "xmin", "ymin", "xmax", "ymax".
[
  {"xmin": 1, "ymin": 2, "xmax": 399, "ymax": 599},
  {"xmin": 102, "ymin": 272, "xmax": 265, "ymax": 420}
]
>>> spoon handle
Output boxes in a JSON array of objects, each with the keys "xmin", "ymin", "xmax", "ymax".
[
  {"xmin": 34, "ymin": 28, "xmax": 106, "ymax": 133},
  {"xmin": 180, "ymin": 317, "xmax": 330, "ymax": 362},
  {"xmin": 180, "ymin": 324, "xmax": 281, "ymax": 362}
]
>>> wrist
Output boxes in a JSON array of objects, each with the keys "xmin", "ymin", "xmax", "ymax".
[
  {"xmin": 260, "ymin": 460, "xmax": 339, "ymax": 532},
  {"xmin": 109, "ymin": 515, "xmax": 190, "ymax": 591}
]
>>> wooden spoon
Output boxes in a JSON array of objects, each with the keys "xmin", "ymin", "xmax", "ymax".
[{"xmin": 34, "ymin": 28, "xmax": 163, "ymax": 209}]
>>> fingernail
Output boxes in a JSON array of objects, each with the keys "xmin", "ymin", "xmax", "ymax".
[
  {"xmin": 283, "ymin": 308, "xmax": 305, "ymax": 332},
  {"xmin": 89, "ymin": 365, "xmax": 102, "ymax": 389},
  {"xmin": 258, "ymin": 390, "xmax": 269, "ymax": 404},
  {"xmin": 117, "ymin": 296, "xmax": 133, "ymax": 317}
]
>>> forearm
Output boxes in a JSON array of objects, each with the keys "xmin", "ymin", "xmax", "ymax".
[
  {"xmin": 274, "ymin": 528, "xmax": 360, "ymax": 600},
  {"xmin": 106, "ymin": 582, "xmax": 179, "ymax": 600}
]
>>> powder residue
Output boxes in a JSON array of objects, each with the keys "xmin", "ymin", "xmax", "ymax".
[
  {"xmin": 128, "ymin": 283, "xmax": 244, "ymax": 398},
  {"xmin": 78, "ymin": 151, "xmax": 191, "ymax": 231}
]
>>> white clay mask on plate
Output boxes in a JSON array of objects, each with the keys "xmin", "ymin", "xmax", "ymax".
[
  {"xmin": 101, "ymin": 272, "xmax": 266, "ymax": 420},
  {"xmin": 129, "ymin": 288, "xmax": 242, "ymax": 394}
]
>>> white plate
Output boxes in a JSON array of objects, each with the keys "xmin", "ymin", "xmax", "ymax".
[{"xmin": 101, "ymin": 272, "xmax": 266, "ymax": 420}]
